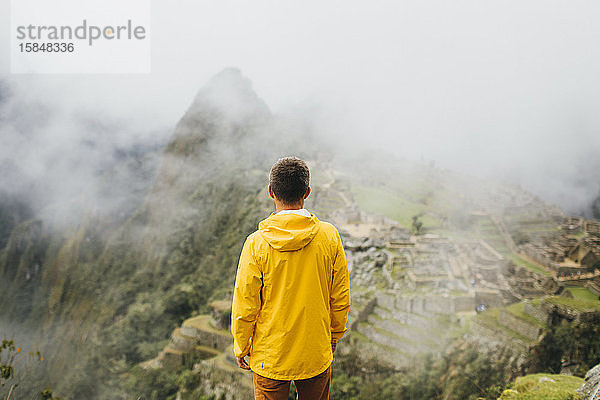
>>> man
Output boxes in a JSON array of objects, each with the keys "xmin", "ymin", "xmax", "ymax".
[{"xmin": 231, "ymin": 157, "xmax": 351, "ymax": 400}]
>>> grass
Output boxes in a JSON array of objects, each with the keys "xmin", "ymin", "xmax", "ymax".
[
  {"xmin": 545, "ymin": 296, "xmax": 600, "ymax": 312},
  {"xmin": 193, "ymin": 345, "xmax": 221, "ymax": 360},
  {"xmin": 505, "ymin": 252, "xmax": 552, "ymax": 277},
  {"xmin": 371, "ymin": 325, "xmax": 416, "ymax": 344},
  {"xmin": 567, "ymin": 287, "xmax": 599, "ymax": 302},
  {"xmin": 505, "ymin": 302, "xmax": 546, "ymax": 328},
  {"xmin": 375, "ymin": 305, "xmax": 393, "ymax": 313},
  {"xmin": 475, "ymin": 308, "xmax": 534, "ymax": 343},
  {"xmin": 368, "ymin": 312, "xmax": 383, "ymax": 321},
  {"xmin": 351, "ymin": 184, "xmax": 441, "ymax": 229},
  {"xmin": 471, "ymin": 215, "xmax": 512, "ymax": 253},
  {"xmin": 349, "ymin": 330, "xmax": 370, "ymax": 343},
  {"xmin": 499, "ymin": 373, "xmax": 584, "ymax": 400},
  {"xmin": 475, "ymin": 308, "xmax": 499, "ymax": 326},
  {"xmin": 372, "ymin": 341, "xmax": 406, "ymax": 356}
]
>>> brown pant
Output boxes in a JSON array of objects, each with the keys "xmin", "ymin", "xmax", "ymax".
[{"xmin": 253, "ymin": 366, "xmax": 331, "ymax": 400}]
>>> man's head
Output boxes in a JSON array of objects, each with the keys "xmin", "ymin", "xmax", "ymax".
[{"xmin": 268, "ymin": 157, "xmax": 311, "ymax": 208}]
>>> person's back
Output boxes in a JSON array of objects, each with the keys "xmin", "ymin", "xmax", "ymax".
[{"xmin": 231, "ymin": 157, "xmax": 350, "ymax": 400}]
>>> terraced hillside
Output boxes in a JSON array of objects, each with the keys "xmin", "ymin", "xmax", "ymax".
[{"xmin": 1, "ymin": 69, "xmax": 599, "ymax": 399}]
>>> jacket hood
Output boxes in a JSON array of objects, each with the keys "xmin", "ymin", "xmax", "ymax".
[{"xmin": 258, "ymin": 212, "xmax": 321, "ymax": 251}]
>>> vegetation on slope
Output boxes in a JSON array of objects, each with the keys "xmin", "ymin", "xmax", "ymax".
[
  {"xmin": 526, "ymin": 311, "xmax": 600, "ymax": 377},
  {"xmin": 0, "ymin": 71, "xmax": 280, "ymax": 399},
  {"xmin": 499, "ymin": 374, "xmax": 584, "ymax": 400},
  {"xmin": 329, "ymin": 340, "xmax": 518, "ymax": 400},
  {"xmin": 0, "ymin": 164, "xmax": 269, "ymax": 399},
  {"xmin": 567, "ymin": 287, "xmax": 599, "ymax": 302},
  {"xmin": 351, "ymin": 184, "xmax": 441, "ymax": 229},
  {"xmin": 1, "ymin": 69, "xmax": 599, "ymax": 399}
]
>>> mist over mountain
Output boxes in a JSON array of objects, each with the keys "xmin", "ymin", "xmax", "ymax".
[
  {"xmin": 0, "ymin": 82, "xmax": 170, "ymax": 234},
  {"xmin": 0, "ymin": 69, "xmax": 599, "ymax": 400},
  {"xmin": 0, "ymin": 68, "xmax": 323, "ymax": 398},
  {"xmin": 1, "ymin": 63, "xmax": 600, "ymax": 225}
]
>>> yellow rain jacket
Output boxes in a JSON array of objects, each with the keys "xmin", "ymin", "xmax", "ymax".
[{"xmin": 231, "ymin": 211, "xmax": 350, "ymax": 380}]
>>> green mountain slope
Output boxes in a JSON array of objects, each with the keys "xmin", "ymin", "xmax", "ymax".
[
  {"xmin": 0, "ymin": 69, "xmax": 286, "ymax": 399},
  {"xmin": 1, "ymin": 69, "xmax": 599, "ymax": 400}
]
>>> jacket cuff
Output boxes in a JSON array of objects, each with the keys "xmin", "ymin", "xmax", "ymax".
[{"xmin": 233, "ymin": 340, "xmax": 251, "ymax": 358}]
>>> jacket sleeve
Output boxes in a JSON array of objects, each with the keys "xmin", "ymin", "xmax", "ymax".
[
  {"xmin": 330, "ymin": 230, "xmax": 350, "ymax": 343},
  {"xmin": 231, "ymin": 236, "xmax": 263, "ymax": 358}
]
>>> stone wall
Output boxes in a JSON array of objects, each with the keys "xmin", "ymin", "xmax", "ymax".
[
  {"xmin": 468, "ymin": 318, "xmax": 528, "ymax": 353},
  {"xmin": 520, "ymin": 246, "xmax": 560, "ymax": 272},
  {"xmin": 584, "ymin": 220, "xmax": 600, "ymax": 237},
  {"xmin": 497, "ymin": 310, "xmax": 541, "ymax": 340},
  {"xmin": 180, "ymin": 326, "xmax": 231, "ymax": 351},
  {"xmin": 454, "ymin": 296, "xmax": 476, "ymax": 312},
  {"xmin": 170, "ymin": 329, "xmax": 195, "ymax": 351},
  {"xmin": 376, "ymin": 291, "xmax": 476, "ymax": 314},
  {"xmin": 356, "ymin": 323, "xmax": 419, "ymax": 355},
  {"xmin": 210, "ymin": 300, "xmax": 232, "ymax": 330},
  {"xmin": 577, "ymin": 362, "xmax": 600, "ymax": 400},
  {"xmin": 523, "ymin": 301, "xmax": 549, "ymax": 325},
  {"xmin": 375, "ymin": 292, "xmax": 396, "ymax": 310},
  {"xmin": 476, "ymin": 290, "xmax": 504, "ymax": 308},
  {"xmin": 478, "ymin": 239, "xmax": 505, "ymax": 261},
  {"xmin": 540, "ymin": 298, "xmax": 600, "ymax": 324},
  {"xmin": 377, "ymin": 307, "xmax": 432, "ymax": 331},
  {"xmin": 587, "ymin": 281, "xmax": 600, "ymax": 296},
  {"xmin": 197, "ymin": 330, "xmax": 231, "ymax": 351},
  {"xmin": 474, "ymin": 265, "xmax": 499, "ymax": 283},
  {"xmin": 367, "ymin": 315, "xmax": 427, "ymax": 345},
  {"xmin": 161, "ymin": 349, "xmax": 183, "ymax": 368},
  {"xmin": 192, "ymin": 346, "xmax": 220, "ymax": 361},
  {"xmin": 351, "ymin": 296, "xmax": 377, "ymax": 330},
  {"xmin": 558, "ymin": 266, "xmax": 595, "ymax": 276},
  {"xmin": 422, "ymin": 296, "xmax": 454, "ymax": 314}
]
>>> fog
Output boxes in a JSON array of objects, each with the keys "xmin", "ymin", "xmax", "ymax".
[{"xmin": 1, "ymin": 0, "xmax": 600, "ymax": 217}]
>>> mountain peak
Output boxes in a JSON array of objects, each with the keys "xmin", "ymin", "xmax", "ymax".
[
  {"xmin": 205, "ymin": 67, "xmax": 244, "ymax": 87},
  {"xmin": 186, "ymin": 67, "xmax": 270, "ymax": 125}
]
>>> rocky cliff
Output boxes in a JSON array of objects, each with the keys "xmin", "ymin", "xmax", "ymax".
[{"xmin": 579, "ymin": 362, "xmax": 600, "ymax": 400}]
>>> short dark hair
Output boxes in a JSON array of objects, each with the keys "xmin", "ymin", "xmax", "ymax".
[{"xmin": 269, "ymin": 157, "xmax": 310, "ymax": 205}]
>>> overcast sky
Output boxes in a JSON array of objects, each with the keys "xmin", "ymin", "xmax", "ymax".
[{"xmin": 1, "ymin": 0, "xmax": 599, "ymax": 215}]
